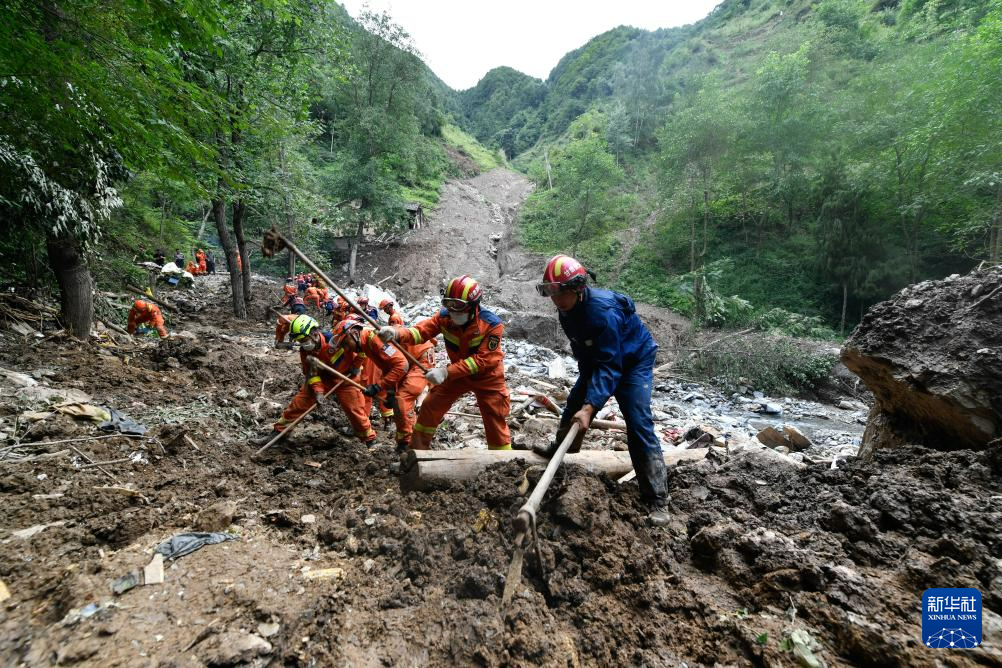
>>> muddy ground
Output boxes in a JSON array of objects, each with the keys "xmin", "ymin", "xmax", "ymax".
[{"xmin": 1, "ymin": 168, "xmax": 1001, "ymax": 666}]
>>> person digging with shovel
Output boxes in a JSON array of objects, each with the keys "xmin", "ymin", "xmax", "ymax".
[
  {"xmin": 533, "ymin": 255, "xmax": 671, "ymax": 527},
  {"xmin": 250, "ymin": 315, "xmax": 377, "ymax": 447}
]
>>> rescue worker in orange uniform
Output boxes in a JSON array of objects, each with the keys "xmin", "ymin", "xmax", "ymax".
[
  {"xmin": 127, "ymin": 300, "xmax": 168, "ymax": 338},
  {"xmin": 379, "ymin": 275, "xmax": 511, "ymax": 450},
  {"xmin": 380, "ymin": 298, "xmax": 403, "ymax": 326},
  {"xmin": 304, "ymin": 284, "xmax": 322, "ymax": 312},
  {"xmin": 393, "ymin": 337, "xmax": 436, "ymax": 451},
  {"xmin": 250, "ymin": 315, "xmax": 384, "ymax": 447},
  {"xmin": 282, "ymin": 280, "xmax": 297, "ymax": 301},
  {"xmin": 195, "ymin": 249, "xmax": 207, "ymax": 274}
]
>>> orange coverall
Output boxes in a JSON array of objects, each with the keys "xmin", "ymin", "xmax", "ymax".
[
  {"xmin": 282, "ymin": 284, "xmax": 297, "ymax": 300},
  {"xmin": 195, "ymin": 250, "xmax": 207, "ymax": 274},
  {"xmin": 273, "ymin": 332, "xmax": 376, "ymax": 443},
  {"xmin": 388, "ymin": 309, "xmax": 403, "ymax": 326},
  {"xmin": 305, "ymin": 286, "xmax": 322, "ymax": 311},
  {"xmin": 393, "ymin": 339, "xmax": 435, "ymax": 448},
  {"xmin": 127, "ymin": 302, "xmax": 168, "ymax": 338},
  {"xmin": 394, "ymin": 307, "xmax": 511, "ymax": 450}
]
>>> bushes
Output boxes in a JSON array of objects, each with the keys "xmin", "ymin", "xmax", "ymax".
[{"xmin": 674, "ymin": 332, "xmax": 840, "ymax": 396}]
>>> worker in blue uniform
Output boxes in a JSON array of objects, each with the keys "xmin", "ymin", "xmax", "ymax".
[{"xmin": 533, "ymin": 254, "xmax": 670, "ymax": 527}]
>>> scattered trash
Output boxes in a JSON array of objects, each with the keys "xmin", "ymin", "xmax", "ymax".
[
  {"xmin": 302, "ymin": 567, "xmax": 345, "ymax": 581},
  {"xmin": 301, "ymin": 514, "xmax": 316, "ymax": 524},
  {"xmin": 304, "ymin": 460, "xmax": 322, "ymax": 469},
  {"xmin": 144, "ymin": 554, "xmax": 165, "ymax": 585},
  {"xmin": 98, "ymin": 406, "xmax": 148, "ymax": 436},
  {"xmin": 0, "ymin": 367, "xmax": 38, "ymax": 387},
  {"xmin": 61, "ymin": 601, "xmax": 116, "ymax": 626},
  {"xmin": 0, "ymin": 579, "xmax": 10, "ymax": 603},
  {"xmin": 111, "ymin": 571, "xmax": 140, "ymax": 595},
  {"xmin": 54, "ymin": 402, "xmax": 111, "ymax": 422},
  {"xmin": 781, "ymin": 628, "xmax": 827, "ymax": 668},
  {"xmin": 8, "ymin": 520, "xmax": 66, "ymax": 540},
  {"xmin": 154, "ymin": 532, "xmax": 237, "ymax": 561},
  {"xmin": 257, "ymin": 621, "xmax": 280, "ymax": 638}
]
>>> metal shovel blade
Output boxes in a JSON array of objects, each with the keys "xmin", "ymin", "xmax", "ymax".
[{"xmin": 499, "ymin": 545, "xmax": 524, "ymax": 613}]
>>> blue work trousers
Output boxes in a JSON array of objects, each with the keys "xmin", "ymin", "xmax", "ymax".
[{"xmin": 563, "ymin": 352, "xmax": 669, "ymax": 508}]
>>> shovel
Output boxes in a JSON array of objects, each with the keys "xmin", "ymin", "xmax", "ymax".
[{"xmin": 499, "ymin": 422, "xmax": 582, "ymax": 612}]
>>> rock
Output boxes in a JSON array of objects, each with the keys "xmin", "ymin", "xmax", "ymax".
[
  {"xmin": 204, "ymin": 631, "xmax": 272, "ymax": 665},
  {"xmin": 0, "ymin": 579, "xmax": 9, "ymax": 603},
  {"xmin": 754, "ymin": 402, "xmax": 784, "ymax": 415},
  {"xmin": 257, "ymin": 622, "xmax": 280, "ymax": 638},
  {"xmin": 0, "ymin": 368, "xmax": 38, "ymax": 387},
  {"xmin": 755, "ymin": 425, "xmax": 811, "ymax": 451},
  {"xmin": 16, "ymin": 386, "xmax": 91, "ymax": 406},
  {"xmin": 783, "ymin": 426, "xmax": 812, "ymax": 451},
  {"xmin": 521, "ymin": 417, "xmax": 551, "ymax": 435},
  {"xmin": 234, "ymin": 388, "xmax": 250, "ymax": 400},
  {"xmin": 546, "ymin": 357, "xmax": 566, "ymax": 380},
  {"xmin": 842, "ymin": 267, "xmax": 1002, "ymax": 456},
  {"xmin": 194, "ymin": 501, "xmax": 238, "ymax": 532},
  {"xmin": 838, "ymin": 399, "xmax": 867, "ymax": 411},
  {"xmin": 300, "ymin": 514, "xmax": 316, "ymax": 524}
]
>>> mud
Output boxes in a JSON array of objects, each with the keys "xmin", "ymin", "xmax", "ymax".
[{"xmin": 0, "ymin": 172, "xmax": 1000, "ymax": 665}]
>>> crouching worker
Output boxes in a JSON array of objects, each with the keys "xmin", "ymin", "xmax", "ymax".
[
  {"xmin": 250, "ymin": 315, "xmax": 377, "ymax": 447},
  {"xmin": 533, "ymin": 255, "xmax": 670, "ymax": 527},
  {"xmin": 379, "ymin": 275, "xmax": 511, "ymax": 451},
  {"xmin": 127, "ymin": 300, "xmax": 168, "ymax": 338}
]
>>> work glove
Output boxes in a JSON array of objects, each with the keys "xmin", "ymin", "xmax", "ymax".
[
  {"xmin": 362, "ymin": 383, "xmax": 382, "ymax": 397},
  {"xmin": 377, "ymin": 326, "xmax": 398, "ymax": 343},
  {"xmin": 348, "ymin": 367, "xmax": 362, "ymax": 379},
  {"xmin": 425, "ymin": 367, "xmax": 448, "ymax": 385}
]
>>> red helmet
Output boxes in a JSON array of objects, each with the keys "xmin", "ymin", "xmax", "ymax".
[
  {"xmin": 134, "ymin": 299, "xmax": 151, "ymax": 311},
  {"xmin": 379, "ymin": 298, "xmax": 394, "ymax": 310},
  {"xmin": 356, "ymin": 294, "xmax": 369, "ymax": 306},
  {"xmin": 442, "ymin": 275, "xmax": 481, "ymax": 311},
  {"xmin": 332, "ymin": 318, "xmax": 364, "ymax": 349},
  {"xmin": 537, "ymin": 255, "xmax": 588, "ymax": 297}
]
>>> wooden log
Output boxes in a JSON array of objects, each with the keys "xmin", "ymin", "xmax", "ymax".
[{"xmin": 399, "ymin": 447, "xmax": 708, "ymax": 492}]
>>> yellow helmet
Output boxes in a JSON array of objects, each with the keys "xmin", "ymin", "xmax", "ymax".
[{"xmin": 289, "ymin": 314, "xmax": 320, "ymax": 341}]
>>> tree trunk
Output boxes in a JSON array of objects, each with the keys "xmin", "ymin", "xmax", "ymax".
[
  {"xmin": 279, "ymin": 144, "xmax": 296, "ymax": 278},
  {"xmin": 400, "ymin": 448, "xmax": 708, "ymax": 493},
  {"xmin": 232, "ymin": 198, "xmax": 251, "ymax": 305},
  {"xmin": 349, "ymin": 216, "xmax": 364, "ymax": 280},
  {"xmin": 992, "ymin": 179, "xmax": 1002, "ymax": 263},
  {"xmin": 196, "ymin": 206, "xmax": 209, "ymax": 240},
  {"xmin": 46, "ymin": 232, "xmax": 93, "ymax": 338},
  {"xmin": 840, "ymin": 280, "xmax": 848, "ymax": 336},
  {"xmin": 213, "ymin": 197, "xmax": 247, "ymax": 318}
]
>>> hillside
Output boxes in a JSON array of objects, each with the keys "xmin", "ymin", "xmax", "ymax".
[{"xmin": 451, "ymin": 0, "xmax": 1000, "ymax": 332}]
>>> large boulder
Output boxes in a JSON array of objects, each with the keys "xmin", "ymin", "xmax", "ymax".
[{"xmin": 841, "ymin": 267, "xmax": 1002, "ymax": 457}]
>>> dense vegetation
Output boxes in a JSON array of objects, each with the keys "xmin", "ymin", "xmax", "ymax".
[
  {"xmin": 463, "ymin": 0, "xmax": 1001, "ymax": 333},
  {"xmin": 0, "ymin": 0, "xmax": 484, "ymax": 333}
]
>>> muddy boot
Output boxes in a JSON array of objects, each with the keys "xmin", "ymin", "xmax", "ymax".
[
  {"xmin": 250, "ymin": 430, "xmax": 279, "ymax": 447},
  {"xmin": 531, "ymin": 440, "xmax": 559, "ymax": 459},
  {"xmin": 646, "ymin": 506, "xmax": 671, "ymax": 527}
]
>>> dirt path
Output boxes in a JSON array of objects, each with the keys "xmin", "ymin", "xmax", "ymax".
[{"xmin": 354, "ymin": 168, "xmax": 690, "ymax": 357}]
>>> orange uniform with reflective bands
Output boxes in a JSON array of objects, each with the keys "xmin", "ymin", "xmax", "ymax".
[
  {"xmin": 127, "ymin": 302, "xmax": 168, "ymax": 338},
  {"xmin": 282, "ymin": 284, "xmax": 297, "ymax": 299},
  {"xmin": 393, "ymin": 339, "xmax": 435, "ymax": 448},
  {"xmin": 274, "ymin": 314, "xmax": 295, "ymax": 344},
  {"xmin": 388, "ymin": 310, "xmax": 403, "ymax": 326},
  {"xmin": 273, "ymin": 331, "xmax": 374, "ymax": 443},
  {"xmin": 395, "ymin": 307, "xmax": 510, "ymax": 450},
  {"xmin": 304, "ymin": 286, "xmax": 322, "ymax": 311}
]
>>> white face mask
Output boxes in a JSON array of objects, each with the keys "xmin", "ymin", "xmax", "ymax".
[{"xmin": 449, "ymin": 310, "xmax": 470, "ymax": 326}]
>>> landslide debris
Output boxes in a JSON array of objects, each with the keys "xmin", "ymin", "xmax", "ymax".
[{"xmin": 842, "ymin": 266, "xmax": 1002, "ymax": 456}]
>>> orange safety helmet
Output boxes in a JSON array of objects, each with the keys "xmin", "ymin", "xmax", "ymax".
[
  {"xmin": 133, "ymin": 299, "xmax": 150, "ymax": 311},
  {"xmin": 537, "ymin": 255, "xmax": 588, "ymax": 297},
  {"xmin": 379, "ymin": 298, "xmax": 394, "ymax": 310},
  {"xmin": 356, "ymin": 294, "xmax": 369, "ymax": 306},
  {"xmin": 442, "ymin": 275, "xmax": 481, "ymax": 311}
]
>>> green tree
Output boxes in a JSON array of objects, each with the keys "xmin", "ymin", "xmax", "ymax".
[{"xmin": 550, "ymin": 132, "xmax": 625, "ymax": 255}]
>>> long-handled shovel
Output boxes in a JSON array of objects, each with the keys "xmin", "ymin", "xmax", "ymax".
[
  {"xmin": 260, "ymin": 227, "xmax": 429, "ymax": 373},
  {"xmin": 500, "ymin": 422, "xmax": 583, "ymax": 612},
  {"xmin": 252, "ymin": 378, "xmax": 346, "ymax": 458}
]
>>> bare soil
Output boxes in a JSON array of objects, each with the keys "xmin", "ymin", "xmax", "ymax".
[{"xmin": 0, "ymin": 170, "xmax": 1000, "ymax": 666}]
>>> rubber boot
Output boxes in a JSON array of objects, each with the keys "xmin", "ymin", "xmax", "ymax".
[
  {"xmin": 410, "ymin": 429, "xmax": 432, "ymax": 450},
  {"xmin": 646, "ymin": 506, "xmax": 671, "ymax": 527}
]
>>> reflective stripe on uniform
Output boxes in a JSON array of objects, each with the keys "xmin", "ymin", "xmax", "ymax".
[
  {"xmin": 380, "ymin": 409, "xmax": 394, "ymax": 417},
  {"xmin": 488, "ymin": 443, "xmax": 512, "ymax": 451},
  {"xmin": 408, "ymin": 327, "xmax": 422, "ymax": 344},
  {"xmin": 439, "ymin": 328, "xmax": 459, "ymax": 347},
  {"xmin": 470, "ymin": 334, "xmax": 485, "ymax": 347},
  {"xmin": 308, "ymin": 375, "xmax": 322, "ymax": 385},
  {"xmin": 463, "ymin": 357, "xmax": 478, "ymax": 374},
  {"xmin": 414, "ymin": 423, "xmax": 437, "ymax": 434}
]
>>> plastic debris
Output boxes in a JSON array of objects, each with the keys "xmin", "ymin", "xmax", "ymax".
[{"xmin": 154, "ymin": 532, "xmax": 237, "ymax": 561}]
